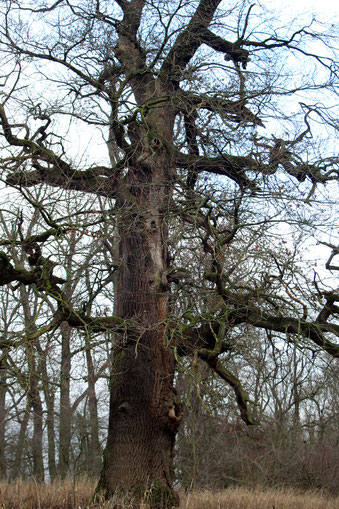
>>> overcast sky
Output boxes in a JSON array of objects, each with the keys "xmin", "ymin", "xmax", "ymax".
[
  {"xmin": 262, "ymin": 0, "xmax": 339, "ymax": 24},
  {"xmin": 265, "ymin": 0, "xmax": 338, "ymax": 15}
]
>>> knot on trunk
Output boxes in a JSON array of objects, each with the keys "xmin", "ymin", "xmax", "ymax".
[{"xmin": 167, "ymin": 400, "xmax": 183, "ymax": 432}]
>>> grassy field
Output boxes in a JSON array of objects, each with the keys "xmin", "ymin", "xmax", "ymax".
[{"xmin": 0, "ymin": 479, "xmax": 338, "ymax": 508}]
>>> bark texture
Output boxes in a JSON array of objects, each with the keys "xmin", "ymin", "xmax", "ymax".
[{"xmin": 97, "ymin": 143, "xmax": 182, "ymax": 506}]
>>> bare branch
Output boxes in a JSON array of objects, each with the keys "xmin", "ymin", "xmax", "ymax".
[
  {"xmin": 161, "ymin": 0, "xmax": 223, "ymax": 83},
  {"xmin": 175, "ymin": 151, "xmax": 258, "ymax": 190},
  {"xmin": 201, "ymin": 355, "xmax": 258, "ymax": 425}
]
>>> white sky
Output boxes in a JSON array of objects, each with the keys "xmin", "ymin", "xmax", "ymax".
[{"xmin": 264, "ymin": 0, "xmax": 339, "ymax": 16}]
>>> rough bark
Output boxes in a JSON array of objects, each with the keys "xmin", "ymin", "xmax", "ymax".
[{"xmin": 96, "ymin": 142, "xmax": 182, "ymax": 506}]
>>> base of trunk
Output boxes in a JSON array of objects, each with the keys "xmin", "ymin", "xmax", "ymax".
[
  {"xmin": 94, "ymin": 338, "xmax": 181, "ymax": 509},
  {"xmin": 94, "ymin": 480, "xmax": 179, "ymax": 509}
]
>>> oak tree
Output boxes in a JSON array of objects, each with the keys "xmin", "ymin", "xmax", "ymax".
[{"xmin": 0, "ymin": 0, "xmax": 338, "ymax": 506}]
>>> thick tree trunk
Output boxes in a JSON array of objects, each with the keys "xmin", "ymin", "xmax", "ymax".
[{"xmin": 97, "ymin": 151, "xmax": 182, "ymax": 507}]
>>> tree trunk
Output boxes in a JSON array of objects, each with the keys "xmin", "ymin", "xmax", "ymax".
[
  {"xmin": 58, "ymin": 322, "xmax": 72, "ymax": 478},
  {"xmin": 20, "ymin": 287, "xmax": 44, "ymax": 481},
  {"xmin": 26, "ymin": 349, "xmax": 45, "ymax": 482},
  {"xmin": 84, "ymin": 339, "xmax": 102, "ymax": 477},
  {"xmin": 45, "ymin": 389, "xmax": 57, "ymax": 481},
  {"xmin": 12, "ymin": 405, "xmax": 30, "ymax": 479},
  {"xmin": 97, "ymin": 149, "xmax": 182, "ymax": 507},
  {"xmin": 37, "ymin": 340, "xmax": 57, "ymax": 481},
  {"xmin": 0, "ymin": 353, "xmax": 7, "ymax": 479}
]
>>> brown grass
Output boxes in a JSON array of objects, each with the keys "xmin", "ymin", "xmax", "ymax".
[
  {"xmin": 181, "ymin": 488, "xmax": 339, "ymax": 509},
  {"xmin": 0, "ymin": 480, "xmax": 338, "ymax": 509},
  {"xmin": 0, "ymin": 478, "xmax": 95, "ymax": 509}
]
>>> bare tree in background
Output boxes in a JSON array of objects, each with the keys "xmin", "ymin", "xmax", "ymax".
[
  {"xmin": 0, "ymin": 190, "xmax": 108, "ymax": 480},
  {"xmin": 0, "ymin": 0, "xmax": 338, "ymax": 506}
]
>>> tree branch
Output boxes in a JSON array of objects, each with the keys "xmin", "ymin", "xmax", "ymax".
[
  {"xmin": 204, "ymin": 270, "xmax": 339, "ymax": 358},
  {"xmin": 177, "ymin": 91, "xmax": 264, "ymax": 127},
  {"xmin": 201, "ymin": 29, "xmax": 250, "ymax": 68},
  {"xmin": 0, "ymin": 103, "xmax": 123, "ymax": 197},
  {"xmin": 0, "ymin": 249, "xmax": 127, "ymax": 337},
  {"xmin": 175, "ymin": 151, "xmax": 258, "ymax": 189},
  {"xmin": 161, "ymin": 0, "xmax": 223, "ymax": 84},
  {"xmin": 114, "ymin": 0, "xmax": 128, "ymax": 11},
  {"xmin": 200, "ymin": 354, "xmax": 258, "ymax": 425},
  {"xmin": 6, "ymin": 164, "xmax": 120, "ymax": 198}
]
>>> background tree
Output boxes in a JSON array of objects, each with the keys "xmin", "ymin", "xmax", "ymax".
[
  {"xmin": 0, "ymin": 189, "xmax": 109, "ymax": 480},
  {"xmin": 0, "ymin": 0, "xmax": 338, "ymax": 507},
  {"xmin": 175, "ymin": 333, "xmax": 339, "ymax": 493}
]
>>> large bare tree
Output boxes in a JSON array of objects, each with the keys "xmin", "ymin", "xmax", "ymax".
[{"xmin": 0, "ymin": 0, "xmax": 338, "ymax": 506}]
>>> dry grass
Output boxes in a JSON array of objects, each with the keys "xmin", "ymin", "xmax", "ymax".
[
  {"xmin": 0, "ymin": 480, "xmax": 338, "ymax": 509},
  {"xmin": 181, "ymin": 487, "xmax": 339, "ymax": 509},
  {"xmin": 0, "ymin": 478, "xmax": 96, "ymax": 509}
]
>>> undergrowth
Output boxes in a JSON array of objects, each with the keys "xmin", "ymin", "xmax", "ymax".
[{"xmin": 0, "ymin": 480, "xmax": 338, "ymax": 508}]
